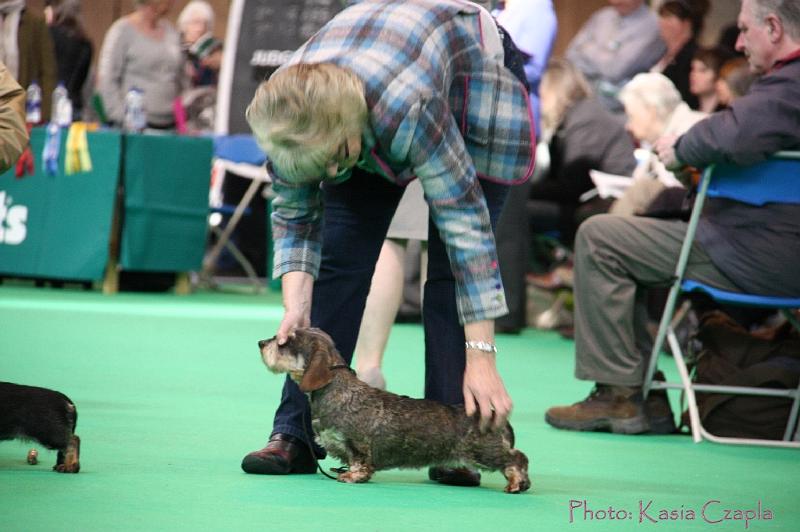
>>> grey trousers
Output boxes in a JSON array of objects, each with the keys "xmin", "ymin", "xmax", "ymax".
[{"xmin": 573, "ymin": 214, "xmax": 741, "ymax": 386}]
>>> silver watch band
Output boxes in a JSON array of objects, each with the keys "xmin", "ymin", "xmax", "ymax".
[{"xmin": 464, "ymin": 340, "xmax": 497, "ymax": 353}]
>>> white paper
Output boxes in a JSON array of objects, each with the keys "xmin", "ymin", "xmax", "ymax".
[{"xmin": 589, "ymin": 170, "xmax": 633, "ymax": 199}]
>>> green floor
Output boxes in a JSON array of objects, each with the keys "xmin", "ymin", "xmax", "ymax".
[{"xmin": 1, "ymin": 284, "xmax": 797, "ymax": 531}]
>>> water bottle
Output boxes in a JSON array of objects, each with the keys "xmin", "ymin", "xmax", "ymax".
[
  {"xmin": 25, "ymin": 81, "xmax": 42, "ymax": 124},
  {"xmin": 51, "ymin": 82, "xmax": 72, "ymax": 127},
  {"xmin": 123, "ymin": 88, "xmax": 146, "ymax": 133}
]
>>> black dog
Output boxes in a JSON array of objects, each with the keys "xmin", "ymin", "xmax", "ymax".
[{"xmin": 0, "ymin": 382, "xmax": 81, "ymax": 473}]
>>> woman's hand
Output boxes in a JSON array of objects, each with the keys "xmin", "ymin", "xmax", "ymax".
[
  {"xmin": 463, "ymin": 351, "xmax": 513, "ymax": 432},
  {"xmin": 276, "ymin": 271, "xmax": 314, "ymax": 345},
  {"xmin": 462, "ymin": 320, "xmax": 512, "ymax": 431}
]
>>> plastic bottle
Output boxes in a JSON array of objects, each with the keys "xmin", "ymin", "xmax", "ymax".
[
  {"xmin": 25, "ymin": 81, "xmax": 42, "ymax": 124},
  {"xmin": 51, "ymin": 82, "xmax": 72, "ymax": 127},
  {"xmin": 123, "ymin": 88, "xmax": 146, "ymax": 133}
]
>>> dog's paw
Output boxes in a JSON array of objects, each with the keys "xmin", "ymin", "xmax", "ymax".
[
  {"xmin": 53, "ymin": 462, "xmax": 80, "ymax": 473},
  {"xmin": 336, "ymin": 467, "xmax": 372, "ymax": 483},
  {"xmin": 504, "ymin": 476, "xmax": 531, "ymax": 494},
  {"xmin": 336, "ymin": 470, "xmax": 365, "ymax": 483},
  {"xmin": 27, "ymin": 449, "xmax": 39, "ymax": 465}
]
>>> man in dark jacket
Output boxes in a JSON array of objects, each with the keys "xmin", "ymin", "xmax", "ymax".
[{"xmin": 545, "ymin": 0, "xmax": 800, "ymax": 435}]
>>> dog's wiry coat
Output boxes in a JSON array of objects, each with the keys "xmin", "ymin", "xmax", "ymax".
[
  {"xmin": 258, "ymin": 328, "xmax": 530, "ymax": 493},
  {"xmin": 0, "ymin": 382, "xmax": 81, "ymax": 473}
]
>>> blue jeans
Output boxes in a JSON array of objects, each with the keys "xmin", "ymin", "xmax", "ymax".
[{"xmin": 270, "ymin": 168, "xmax": 509, "ymax": 456}]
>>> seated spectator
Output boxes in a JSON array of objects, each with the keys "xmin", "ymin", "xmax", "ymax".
[
  {"xmin": 44, "ymin": 0, "xmax": 92, "ymax": 120},
  {"xmin": 610, "ymin": 72, "xmax": 706, "ymax": 216},
  {"xmin": 532, "ymin": 58, "xmax": 636, "ymax": 242},
  {"xmin": 513, "ymin": 59, "xmax": 637, "ymax": 335},
  {"xmin": 689, "ymin": 47, "xmax": 730, "ymax": 113},
  {"xmin": 96, "ymin": 0, "xmax": 183, "ymax": 129},
  {"xmin": 0, "ymin": 60, "xmax": 28, "ymax": 173},
  {"xmin": 175, "ymin": 0, "xmax": 222, "ymax": 133},
  {"xmin": 0, "ymin": 0, "xmax": 57, "ymax": 119},
  {"xmin": 651, "ymin": 0, "xmax": 711, "ymax": 110},
  {"xmin": 545, "ymin": 0, "xmax": 800, "ymax": 435},
  {"xmin": 566, "ymin": 0, "xmax": 665, "ymax": 113},
  {"xmin": 716, "ymin": 56, "xmax": 758, "ymax": 106},
  {"xmin": 177, "ymin": 0, "xmax": 222, "ymax": 88}
]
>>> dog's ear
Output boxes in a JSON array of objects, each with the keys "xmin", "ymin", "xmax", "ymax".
[{"xmin": 298, "ymin": 334, "xmax": 334, "ymax": 392}]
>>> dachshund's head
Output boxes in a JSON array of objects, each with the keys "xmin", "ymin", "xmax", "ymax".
[{"xmin": 258, "ymin": 328, "xmax": 346, "ymax": 392}]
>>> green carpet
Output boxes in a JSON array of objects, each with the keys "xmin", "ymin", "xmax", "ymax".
[{"xmin": 0, "ymin": 285, "xmax": 797, "ymax": 531}]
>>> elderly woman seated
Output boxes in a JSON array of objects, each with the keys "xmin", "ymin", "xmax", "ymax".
[{"xmin": 610, "ymin": 72, "xmax": 707, "ymax": 216}]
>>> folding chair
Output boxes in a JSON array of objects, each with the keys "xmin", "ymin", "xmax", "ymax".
[
  {"xmin": 198, "ymin": 134, "xmax": 271, "ymax": 292},
  {"xmin": 643, "ymin": 151, "xmax": 800, "ymax": 448}
]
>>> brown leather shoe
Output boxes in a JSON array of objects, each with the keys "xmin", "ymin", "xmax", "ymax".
[
  {"xmin": 428, "ymin": 466, "xmax": 481, "ymax": 487},
  {"xmin": 241, "ymin": 433, "xmax": 317, "ymax": 474},
  {"xmin": 545, "ymin": 385, "xmax": 650, "ymax": 434}
]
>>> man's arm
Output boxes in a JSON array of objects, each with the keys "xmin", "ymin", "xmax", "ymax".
[
  {"xmin": 673, "ymin": 72, "xmax": 800, "ymax": 168},
  {"xmin": 0, "ymin": 62, "xmax": 28, "ymax": 174}
]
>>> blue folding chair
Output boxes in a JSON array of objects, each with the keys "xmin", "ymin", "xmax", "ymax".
[{"xmin": 643, "ymin": 151, "xmax": 800, "ymax": 448}]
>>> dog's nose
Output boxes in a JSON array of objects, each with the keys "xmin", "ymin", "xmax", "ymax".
[{"xmin": 258, "ymin": 339, "xmax": 268, "ymax": 349}]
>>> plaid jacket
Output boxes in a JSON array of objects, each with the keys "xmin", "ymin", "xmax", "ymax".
[{"xmin": 270, "ymin": 0, "xmax": 535, "ymax": 323}]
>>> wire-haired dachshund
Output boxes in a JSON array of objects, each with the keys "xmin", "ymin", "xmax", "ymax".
[
  {"xmin": 0, "ymin": 382, "xmax": 81, "ymax": 473},
  {"xmin": 258, "ymin": 328, "xmax": 530, "ymax": 493}
]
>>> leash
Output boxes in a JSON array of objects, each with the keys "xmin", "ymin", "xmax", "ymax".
[{"xmin": 300, "ymin": 364, "xmax": 356, "ymax": 480}]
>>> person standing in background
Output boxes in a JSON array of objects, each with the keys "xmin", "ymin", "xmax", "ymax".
[
  {"xmin": 0, "ymin": 0, "xmax": 57, "ymax": 120},
  {"xmin": 495, "ymin": 0, "xmax": 556, "ymax": 132},
  {"xmin": 44, "ymin": 0, "xmax": 92, "ymax": 120},
  {"xmin": 96, "ymin": 0, "xmax": 183, "ymax": 129},
  {"xmin": 493, "ymin": 0, "xmax": 557, "ymax": 334}
]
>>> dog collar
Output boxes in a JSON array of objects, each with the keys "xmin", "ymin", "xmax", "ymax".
[{"xmin": 329, "ymin": 364, "xmax": 356, "ymax": 374}]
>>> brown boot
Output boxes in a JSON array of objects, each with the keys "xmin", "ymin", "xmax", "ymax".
[{"xmin": 545, "ymin": 385, "xmax": 650, "ymax": 434}]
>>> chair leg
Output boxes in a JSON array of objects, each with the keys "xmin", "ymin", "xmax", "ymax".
[
  {"xmin": 783, "ymin": 385, "xmax": 800, "ymax": 441},
  {"xmin": 202, "ymin": 179, "xmax": 262, "ymax": 275},
  {"xmin": 666, "ymin": 328, "xmax": 703, "ymax": 443},
  {"xmin": 643, "ymin": 284, "xmax": 685, "ymax": 398}
]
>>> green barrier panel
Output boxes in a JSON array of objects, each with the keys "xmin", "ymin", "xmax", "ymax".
[
  {"xmin": 120, "ymin": 133, "xmax": 212, "ymax": 272},
  {"xmin": 0, "ymin": 127, "xmax": 121, "ymax": 281}
]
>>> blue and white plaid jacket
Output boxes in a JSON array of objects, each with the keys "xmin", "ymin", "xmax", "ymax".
[{"xmin": 269, "ymin": 0, "xmax": 535, "ymax": 323}]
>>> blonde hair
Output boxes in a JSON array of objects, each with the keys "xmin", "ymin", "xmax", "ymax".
[
  {"xmin": 246, "ymin": 63, "xmax": 368, "ymax": 181},
  {"xmin": 539, "ymin": 58, "xmax": 593, "ymax": 139}
]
